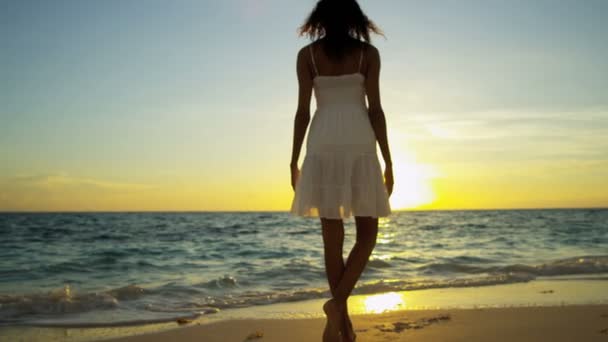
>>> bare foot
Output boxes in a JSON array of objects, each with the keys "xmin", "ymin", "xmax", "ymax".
[
  {"xmin": 342, "ymin": 312, "xmax": 356, "ymax": 342},
  {"xmin": 323, "ymin": 299, "xmax": 343, "ymax": 341},
  {"xmin": 323, "ymin": 317, "xmax": 341, "ymax": 342}
]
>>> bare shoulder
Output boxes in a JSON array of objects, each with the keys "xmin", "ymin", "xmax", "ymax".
[
  {"xmin": 298, "ymin": 42, "xmax": 314, "ymax": 58},
  {"xmin": 296, "ymin": 44, "xmax": 315, "ymax": 81},
  {"xmin": 361, "ymin": 41, "xmax": 377, "ymax": 51},
  {"xmin": 297, "ymin": 45, "xmax": 307, "ymax": 61},
  {"xmin": 362, "ymin": 42, "xmax": 380, "ymax": 61}
]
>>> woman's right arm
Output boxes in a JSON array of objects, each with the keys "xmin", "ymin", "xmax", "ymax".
[
  {"xmin": 364, "ymin": 45, "xmax": 394, "ymax": 195},
  {"xmin": 290, "ymin": 47, "xmax": 313, "ymax": 191}
]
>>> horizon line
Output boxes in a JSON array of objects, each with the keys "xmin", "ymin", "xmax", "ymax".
[{"xmin": 1, "ymin": 206, "xmax": 607, "ymax": 214}]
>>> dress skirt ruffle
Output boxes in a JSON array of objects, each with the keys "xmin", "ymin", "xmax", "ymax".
[{"xmin": 290, "ymin": 151, "xmax": 391, "ymax": 219}]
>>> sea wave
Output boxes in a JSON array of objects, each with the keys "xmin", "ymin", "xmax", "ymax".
[
  {"xmin": 419, "ymin": 255, "xmax": 608, "ymax": 276},
  {"xmin": 2, "ymin": 255, "xmax": 607, "ymax": 327}
]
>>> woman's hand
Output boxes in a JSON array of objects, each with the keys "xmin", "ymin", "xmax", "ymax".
[
  {"xmin": 384, "ymin": 166, "xmax": 394, "ymax": 196},
  {"xmin": 291, "ymin": 165, "xmax": 300, "ymax": 192}
]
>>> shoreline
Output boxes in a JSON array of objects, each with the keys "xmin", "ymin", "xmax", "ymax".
[{"xmin": 1, "ymin": 277, "xmax": 606, "ymax": 341}]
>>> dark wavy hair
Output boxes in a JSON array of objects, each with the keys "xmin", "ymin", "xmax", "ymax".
[{"xmin": 298, "ymin": 0, "xmax": 384, "ymax": 62}]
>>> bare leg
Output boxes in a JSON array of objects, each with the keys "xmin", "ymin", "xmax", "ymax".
[
  {"xmin": 334, "ymin": 215, "xmax": 378, "ymax": 303},
  {"xmin": 331, "ymin": 217, "xmax": 377, "ymax": 341},
  {"xmin": 320, "ymin": 217, "xmax": 345, "ymax": 341},
  {"xmin": 322, "ymin": 216, "xmax": 378, "ymax": 341},
  {"xmin": 321, "ymin": 217, "xmax": 345, "ymax": 295}
]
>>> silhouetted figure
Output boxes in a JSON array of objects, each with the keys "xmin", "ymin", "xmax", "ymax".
[{"xmin": 289, "ymin": 1, "xmax": 394, "ymax": 341}]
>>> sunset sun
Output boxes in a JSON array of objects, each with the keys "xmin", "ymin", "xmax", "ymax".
[{"xmin": 387, "ymin": 154, "xmax": 437, "ymax": 210}]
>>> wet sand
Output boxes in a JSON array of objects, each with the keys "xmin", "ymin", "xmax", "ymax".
[{"xmin": 103, "ymin": 304, "xmax": 608, "ymax": 342}]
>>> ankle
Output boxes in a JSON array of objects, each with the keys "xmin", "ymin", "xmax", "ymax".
[{"xmin": 334, "ymin": 299, "xmax": 347, "ymax": 311}]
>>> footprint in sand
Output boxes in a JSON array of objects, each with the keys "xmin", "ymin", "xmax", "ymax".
[
  {"xmin": 244, "ymin": 330, "xmax": 264, "ymax": 340},
  {"xmin": 374, "ymin": 314, "xmax": 451, "ymax": 333}
]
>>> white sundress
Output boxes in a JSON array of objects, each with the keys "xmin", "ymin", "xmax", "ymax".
[{"xmin": 290, "ymin": 42, "xmax": 392, "ymax": 219}]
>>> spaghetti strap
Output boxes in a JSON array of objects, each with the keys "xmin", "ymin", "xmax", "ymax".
[
  {"xmin": 358, "ymin": 45, "xmax": 364, "ymax": 73},
  {"xmin": 309, "ymin": 44, "xmax": 319, "ymax": 77}
]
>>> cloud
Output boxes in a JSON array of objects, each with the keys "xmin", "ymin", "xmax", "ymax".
[
  {"xmin": 0, "ymin": 172, "xmax": 161, "ymax": 211},
  {"xmin": 386, "ymin": 108, "xmax": 608, "ymax": 165},
  {"xmin": 4, "ymin": 173, "xmax": 157, "ymax": 193}
]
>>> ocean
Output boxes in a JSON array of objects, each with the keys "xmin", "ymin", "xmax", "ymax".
[{"xmin": 1, "ymin": 209, "xmax": 607, "ymax": 327}]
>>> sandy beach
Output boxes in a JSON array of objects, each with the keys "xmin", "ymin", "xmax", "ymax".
[{"xmin": 101, "ymin": 304, "xmax": 608, "ymax": 342}]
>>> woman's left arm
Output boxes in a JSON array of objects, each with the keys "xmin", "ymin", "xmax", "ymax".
[{"xmin": 290, "ymin": 47, "xmax": 313, "ymax": 190}]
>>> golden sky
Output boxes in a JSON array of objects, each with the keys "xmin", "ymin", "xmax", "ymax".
[{"xmin": 1, "ymin": 1, "xmax": 607, "ymax": 211}]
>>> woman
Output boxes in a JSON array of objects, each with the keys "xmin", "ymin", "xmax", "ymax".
[{"xmin": 289, "ymin": 1, "xmax": 394, "ymax": 341}]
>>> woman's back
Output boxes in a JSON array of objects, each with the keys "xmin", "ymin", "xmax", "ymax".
[
  {"xmin": 306, "ymin": 41, "xmax": 376, "ymax": 154},
  {"xmin": 309, "ymin": 41, "xmax": 367, "ymax": 111},
  {"xmin": 308, "ymin": 38, "xmax": 366, "ymax": 77}
]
